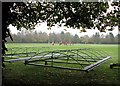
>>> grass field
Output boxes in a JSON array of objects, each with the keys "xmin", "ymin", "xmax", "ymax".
[{"xmin": 3, "ymin": 43, "xmax": 119, "ymax": 86}]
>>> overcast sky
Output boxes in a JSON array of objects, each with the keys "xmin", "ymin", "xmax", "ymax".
[{"xmin": 9, "ymin": 22, "xmax": 118, "ymax": 37}]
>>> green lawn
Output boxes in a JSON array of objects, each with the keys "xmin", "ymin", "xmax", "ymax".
[{"xmin": 3, "ymin": 43, "xmax": 119, "ymax": 86}]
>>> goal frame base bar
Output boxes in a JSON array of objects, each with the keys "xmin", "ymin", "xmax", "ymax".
[{"xmin": 84, "ymin": 56, "xmax": 112, "ymax": 72}]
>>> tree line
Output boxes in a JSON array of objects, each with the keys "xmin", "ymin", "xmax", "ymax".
[{"xmin": 6, "ymin": 30, "xmax": 119, "ymax": 44}]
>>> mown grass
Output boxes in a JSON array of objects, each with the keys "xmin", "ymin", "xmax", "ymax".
[{"xmin": 3, "ymin": 43, "xmax": 119, "ymax": 86}]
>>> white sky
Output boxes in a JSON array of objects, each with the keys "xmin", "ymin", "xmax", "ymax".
[{"xmin": 8, "ymin": 22, "xmax": 118, "ymax": 37}]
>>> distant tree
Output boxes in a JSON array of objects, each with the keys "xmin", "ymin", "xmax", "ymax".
[
  {"xmin": 60, "ymin": 31, "xmax": 65, "ymax": 42},
  {"xmin": 81, "ymin": 35, "xmax": 90, "ymax": 44},
  {"xmin": 104, "ymin": 32, "xmax": 115, "ymax": 44},
  {"xmin": 42, "ymin": 32, "xmax": 49, "ymax": 43},
  {"xmin": 48, "ymin": 32, "xmax": 56, "ymax": 43},
  {"xmin": 109, "ymin": 32, "xmax": 115, "ymax": 44},
  {"xmin": 92, "ymin": 32, "xmax": 101, "ymax": 44},
  {"xmin": 115, "ymin": 34, "xmax": 120, "ymax": 44},
  {"xmin": 100, "ymin": 34, "xmax": 106, "ymax": 44},
  {"xmin": 73, "ymin": 34, "xmax": 80, "ymax": 43},
  {"xmin": 63, "ymin": 32, "xmax": 72, "ymax": 42}
]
